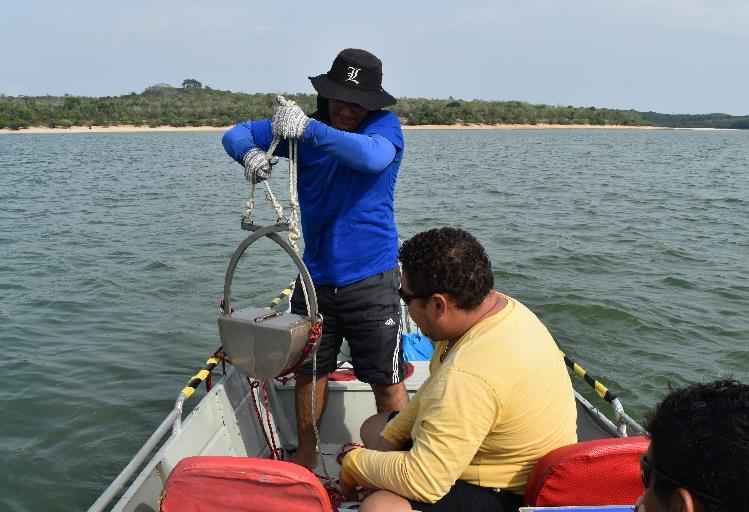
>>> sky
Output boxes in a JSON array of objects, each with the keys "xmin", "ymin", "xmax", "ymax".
[{"xmin": 2, "ymin": 0, "xmax": 748, "ymax": 115}]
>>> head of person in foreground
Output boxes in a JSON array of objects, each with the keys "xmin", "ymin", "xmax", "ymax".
[{"xmin": 637, "ymin": 378, "xmax": 749, "ymax": 512}]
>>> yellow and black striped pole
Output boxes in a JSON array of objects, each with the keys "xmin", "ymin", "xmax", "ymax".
[
  {"xmin": 265, "ymin": 280, "xmax": 296, "ymax": 310},
  {"xmin": 562, "ymin": 352, "xmax": 617, "ymax": 403},
  {"xmin": 561, "ymin": 351, "xmax": 647, "ymax": 436},
  {"xmin": 179, "ymin": 356, "xmax": 221, "ymax": 400},
  {"xmin": 179, "ymin": 281, "xmax": 297, "ymax": 400},
  {"xmin": 179, "ymin": 281, "xmax": 296, "ymax": 400}
]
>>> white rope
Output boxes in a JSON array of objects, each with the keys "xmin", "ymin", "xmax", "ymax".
[
  {"xmin": 243, "ymin": 120, "xmax": 301, "ymax": 253},
  {"xmin": 264, "ymin": 181, "xmax": 286, "ymax": 225},
  {"xmin": 244, "ymin": 180, "xmax": 256, "ymax": 221},
  {"xmin": 288, "ymin": 140, "xmax": 301, "ymax": 252}
]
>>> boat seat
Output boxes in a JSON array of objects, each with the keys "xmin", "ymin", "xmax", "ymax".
[
  {"xmin": 524, "ymin": 436, "xmax": 649, "ymax": 507},
  {"xmin": 160, "ymin": 456, "xmax": 334, "ymax": 512}
]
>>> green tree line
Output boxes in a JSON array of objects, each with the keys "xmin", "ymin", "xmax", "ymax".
[
  {"xmin": 636, "ymin": 111, "xmax": 749, "ymax": 130},
  {"xmin": 1, "ymin": 79, "xmax": 747, "ymax": 130}
]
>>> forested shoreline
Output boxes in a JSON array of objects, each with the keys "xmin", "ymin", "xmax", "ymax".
[{"xmin": 2, "ymin": 80, "xmax": 747, "ymax": 130}]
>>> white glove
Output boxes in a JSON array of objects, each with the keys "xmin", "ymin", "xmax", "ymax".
[
  {"xmin": 243, "ymin": 148, "xmax": 279, "ymax": 184},
  {"xmin": 272, "ymin": 95, "xmax": 310, "ymax": 139}
]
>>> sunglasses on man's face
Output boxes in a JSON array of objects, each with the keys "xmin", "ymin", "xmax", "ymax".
[
  {"xmin": 397, "ymin": 288, "xmax": 433, "ymax": 305},
  {"xmin": 329, "ymin": 98, "xmax": 368, "ymax": 112},
  {"xmin": 639, "ymin": 455, "xmax": 728, "ymax": 507}
]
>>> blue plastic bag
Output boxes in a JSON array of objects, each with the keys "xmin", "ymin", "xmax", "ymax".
[{"xmin": 402, "ymin": 332, "xmax": 435, "ymax": 361}]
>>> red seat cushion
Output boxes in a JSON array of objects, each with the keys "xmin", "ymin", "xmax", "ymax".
[
  {"xmin": 161, "ymin": 456, "xmax": 333, "ymax": 512},
  {"xmin": 524, "ymin": 436, "xmax": 649, "ymax": 507}
]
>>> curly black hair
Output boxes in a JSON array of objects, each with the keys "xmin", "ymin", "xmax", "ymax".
[
  {"xmin": 398, "ymin": 227, "xmax": 494, "ymax": 310},
  {"xmin": 645, "ymin": 378, "xmax": 749, "ymax": 511}
]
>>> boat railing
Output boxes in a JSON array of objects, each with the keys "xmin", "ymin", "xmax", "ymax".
[
  {"xmin": 87, "ymin": 355, "xmax": 220, "ymax": 512},
  {"xmin": 88, "ymin": 395, "xmax": 181, "ymax": 511},
  {"xmin": 563, "ymin": 352, "xmax": 647, "ymax": 437}
]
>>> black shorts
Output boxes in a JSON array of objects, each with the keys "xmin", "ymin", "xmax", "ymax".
[
  {"xmin": 408, "ymin": 480, "xmax": 522, "ymax": 512},
  {"xmin": 290, "ymin": 267, "xmax": 406, "ymax": 384}
]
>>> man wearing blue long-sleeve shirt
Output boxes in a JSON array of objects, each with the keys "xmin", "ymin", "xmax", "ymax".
[{"xmin": 222, "ymin": 48, "xmax": 408, "ymax": 469}]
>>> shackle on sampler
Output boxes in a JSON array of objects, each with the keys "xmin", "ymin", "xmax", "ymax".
[{"xmin": 217, "ymin": 222, "xmax": 320, "ymax": 380}]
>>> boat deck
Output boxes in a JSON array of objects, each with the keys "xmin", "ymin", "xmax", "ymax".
[
  {"xmin": 99, "ymin": 357, "xmax": 626, "ymax": 512},
  {"xmin": 309, "ymin": 442, "xmax": 361, "ymax": 510}
]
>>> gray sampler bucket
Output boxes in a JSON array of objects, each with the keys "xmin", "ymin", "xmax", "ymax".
[{"xmin": 217, "ymin": 223, "xmax": 318, "ymax": 379}]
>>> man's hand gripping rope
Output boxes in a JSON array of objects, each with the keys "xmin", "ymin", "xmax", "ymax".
[
  {"xmin": 243, "ymin": 148, "xmax": 279, "ymax": 184},
  {"xmin": 243, "ymin": 95, "xmax": 307, "ymax": 185},
  {"xmin": 272, "ymin": 95, "xmax": 310, "ymax": 140}
]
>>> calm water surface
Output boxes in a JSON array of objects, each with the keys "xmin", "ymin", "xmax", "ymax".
[{"xmin": 1, "ymin": 128, "xmax": 747, "ymax": 510}]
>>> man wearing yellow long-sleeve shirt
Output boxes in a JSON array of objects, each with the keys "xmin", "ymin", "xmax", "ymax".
[{"xmin": 340, "ymin": 227, "xmax": 578, "ymax": 512}]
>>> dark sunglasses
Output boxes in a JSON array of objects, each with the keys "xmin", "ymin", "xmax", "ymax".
[
  {"xmin": 397, "ymin": 288, "xmax": 434, "ymax": 305},
  {"xmin": 640, "ymin": 455, "xmax": 728, "ymax": 507},
  {"xmin": 329, "ymin": 98, "xmax": 367, "ymax": 111}
]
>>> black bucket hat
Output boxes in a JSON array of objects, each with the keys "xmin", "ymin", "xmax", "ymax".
[{"xmin": 309, "ymin": 48, "xmax": 397, "ymax": 110}]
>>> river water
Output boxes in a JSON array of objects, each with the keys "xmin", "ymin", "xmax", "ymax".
[{"xmin": 1, "ymin": 128, "xmax": 747, "ymax": 510}]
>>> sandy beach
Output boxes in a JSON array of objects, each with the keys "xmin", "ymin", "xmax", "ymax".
[
  {"xmin": 0, "ymin": 123, "xmax": 669, "ymax": 135},
  {"xmin": 0, "ymin": 125, "xmax": 229, "ymax": 135},
  {"xmin": 404, "ymin": 124, "xmax": 667, "ymax": 130}
]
